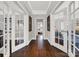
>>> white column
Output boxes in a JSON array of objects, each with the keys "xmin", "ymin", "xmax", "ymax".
[
  {"xmin": 35, "ymin": 18, "xmax": 37, "ymax": 40},
  {"xmin": 32, "ymin": 18, "xmax": 36, "ymax": 40},
  {"xmin": 7, "ymin": 15, "xmax": 10, "ymax": 57},
  {"xmin": 50, "ymin": 14, "xmax": 55, "ymax": 45},
  {"xmin": 12, "ymin": 15, "xmax": 15, "ymax": 53},
  {"xmin": 43, "ymin": 19, "xmax": 46, "ymax": 39},
  {"xmin": 24, "ymin": 15, "xmax": 29, "ymax": 45},
  {"xmin": 45, "ymin": 18, "xmax": 47, "ymax": 39}
]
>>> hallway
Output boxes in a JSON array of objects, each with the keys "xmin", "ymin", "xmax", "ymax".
[
  {"xmin": 0, "ymin": 1, "xmax": 79, "ymax": 57},
  {"xmin": 11, "ymin": 40, "xmax": 68, "ymax": 57}
]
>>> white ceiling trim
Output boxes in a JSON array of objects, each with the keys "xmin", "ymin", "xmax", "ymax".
[
  {"xmin": 55, "ymin": 1, "xmax": 70, "ymax": 14},
  {"xmin": 19, "ymin": 1, "xmax": 32, "ymax": 15},
  {"xmin": 51, "ymin": 1, "xmax": 64, "ymax": 14},
  {"xmin": 27, "ymin": 1, "xmax": 33, "ymax": 10},
  {"xmin": 46, "ymin": 1, "xmax": 52, "ymax": 11},
  {"xmin": 16, "ymin": 1, "xmax": 28, "ymax": 14},
  {"xmin": 4, "ymin": 1, "xmax": 25, "ymax": 15}
]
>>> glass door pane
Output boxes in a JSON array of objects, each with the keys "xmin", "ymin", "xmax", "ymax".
[
  {"xmin": 59, "ymin": 21, "xmax": 64, "ymax": 46},
  {"xmin": 55, "ymin": 20, "xmax": 58, "ymax": 43},
  {"xmin": 15, "ymin": 15, "xmax": 24, "ymax": 46}
]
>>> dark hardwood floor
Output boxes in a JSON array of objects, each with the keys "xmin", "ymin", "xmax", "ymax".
[{"xmin": 11, "ymin": 40, "xmax": 68, "ymax": 57}]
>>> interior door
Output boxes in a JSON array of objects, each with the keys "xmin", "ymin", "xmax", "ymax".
[
  {"xmin": 53, "ymin": 8, "xmax": 68, "ymax": 53},
  {"xmin": 55, "ymin": 19, "xmax": 67, "ymax": 53},
  {"xmin": 12, "ymin": 15, "xmax": 25, "ymax": 53}
]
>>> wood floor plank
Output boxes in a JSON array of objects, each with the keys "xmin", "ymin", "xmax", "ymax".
[{"xmin": 11, "ymin": 40, "xmax": 68, "ymax": 57}]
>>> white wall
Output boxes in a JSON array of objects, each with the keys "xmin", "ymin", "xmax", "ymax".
[
  {"xmin": 24, "ymin": 15, "xmax": 29, "ymax": 45},
  {"xmin": 49, "ymin": 14, "xmax": 55, "ymax": 45}
]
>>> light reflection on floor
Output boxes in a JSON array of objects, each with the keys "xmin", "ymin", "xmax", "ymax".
[{"xmin": 37, "ymin": 35, "xmax": 44, "ymax": 49}]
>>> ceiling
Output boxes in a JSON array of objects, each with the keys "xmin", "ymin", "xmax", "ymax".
[
  {"xmin": 0, "ymin": 1, "xmax": 61, "ymax": 16},
  {"xmin": 29, "ymin": 1, "xmax": 50, "ymax": 10},
  {"xmin": 27, "ymin": 1, "xmax": 59, "ymax": 15}
]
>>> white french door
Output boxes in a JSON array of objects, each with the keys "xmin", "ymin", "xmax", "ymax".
[
  {"xmin": 11, "ymin": 15, "xmax": 29, "ymax": 53},
  {"xmin": 50, "ymin": 8, "xmax": 68, "ymax": 53},
  {"xmin": 51, "ymin": 1, "xmax": 79, "ymax": 57},
  {"xmin": 54, "ymin": 19, "xmax": 67, "ymax": 53},
  {"xmin": 68, "ymin": 1, "xmax": 79, "ymax": 57},
  {"xmin": 11, "ymin": 15, "xmax": 25, "ymax": 52}
]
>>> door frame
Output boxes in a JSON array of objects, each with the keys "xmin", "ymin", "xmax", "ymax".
[{"xmin": 68, "ymin": 1, "xmax": 75, "ymax": 57}]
